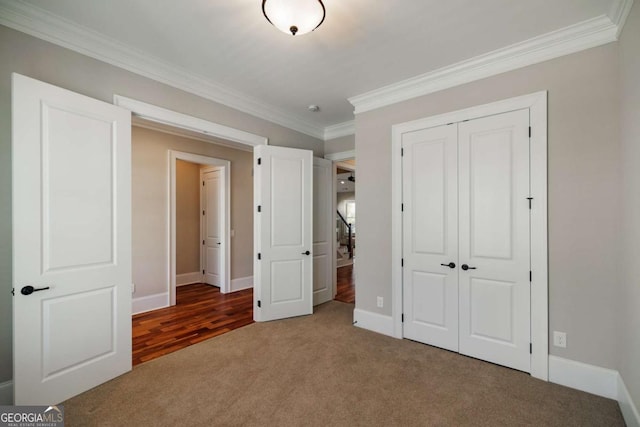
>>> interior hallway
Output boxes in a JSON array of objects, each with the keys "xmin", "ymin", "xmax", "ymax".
[{"xmin": 133, "ymin": 265, "xmax": 356, "ymax": 365}]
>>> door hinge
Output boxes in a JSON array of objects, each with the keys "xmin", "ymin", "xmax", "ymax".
[
  {"xmin": 257, "ymin": 205, "xmax": 261, "ymax": 213},
  {"xmin": 202, "ymin": 210, "xmax": 205, "ymax": 216},
  {"xmin": 257, "ymin": 158, "xmax": 261, "ymax": 165},
  {"xmin": 530, "ymin": 343, "xmax": 532, "ymax": 354},
  {"xmin": 401, "ymin": 313, "xmax": 404, "ymax": 323},
  {"xmin": 203, "ymin": 240, "xmax": 205, "ymax": 245},
  {"xmin": 202, "ymin": 269, "xmax": 205, "ymax": 274},
  {"xmin": 529, "ymin": 127, "xmax": 532, "ymax": 138},
  {"xmin": 202, "ymin": 180, "xmax": 205, "ymax": 186},
  {"xmin": 257, "ymin": 300, "xmax": 261, "ymax": 308},
  {"xmin": 401, "ymin": 148, "xmax": 404, "ymax": 156},
  {"xmin": 401, "ymin": 258, "xmax": 404, "ymax": 267},
  {"xmin": 11, "ymin": 288, "xmax": 14, "ymax": 296},
  {"xmin": 529, "ymin": 271, "xmax": 532, "ymax": 282},
  {"xmin": 527, "ymin": 197, "xmax": 533, "ymax": 209},
  {"xmin": 401, "ymin": 203, "xmax": 404, "ymax": 212},
  {"xmin": 257, "ymin": 253, "xmax": 261, "ymax": 260}
]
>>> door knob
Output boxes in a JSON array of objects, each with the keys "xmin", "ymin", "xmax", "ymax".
[
  {"xmin": 440, "ymin": 262, "xmax": 456, "ymax": 269},
  {"xmin": 21, "ymin": 285, "xmax": 50, "ymax": 295},
  {"xmin": 461, "ymin": 264, "xmax": 476, "ymax": 271},
  {"xmin": 302, "ymin": 251, "xmax": 311, "ymax": 255}
]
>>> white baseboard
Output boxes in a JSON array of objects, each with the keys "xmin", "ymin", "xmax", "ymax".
[
  {"xmin": 0, "ymin": 380, "xmax": 13, "ymax": 405},
  {"xmin": 549, "ymin": 355, "xmax": 618, "ymax": 399},
  {"xmin": 230, "ymin": 276, "xmax": 253, "ymax": 292},
  {"xmin": 132, "ymin": 292, "xmax": 169, "ymax": 315},
  {"xmin": 353, "ymin": 308, "xmax": 396, "ymax": 338},
  {"xmin": 176, "ymin": 271, "xmax": 201, "ymax": 286},
  {"xmin": 618, "ymin": 373, "xmax": 640, "ymax": 427}
]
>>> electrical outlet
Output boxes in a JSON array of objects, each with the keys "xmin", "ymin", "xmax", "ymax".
[
  {"xmin": 377, "ymin": 296, "xmax": 384, "ymax": 308},
  {"xmin": 553, "ymin": 331, "xmax": 567, "ymax": 348},
  {"xmin": 131, "ymin": 283, "xmax": 136, "ymax": 294}
]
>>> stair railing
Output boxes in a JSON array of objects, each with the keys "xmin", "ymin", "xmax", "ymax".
[{"xmin": 336, "ymin": 210, "xmax": 353, "ymax": 259}]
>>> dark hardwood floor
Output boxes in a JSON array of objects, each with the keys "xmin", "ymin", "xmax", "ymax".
[
  {"xmin": 133, "ymin": 268, "xmax": 356, "ymax": 366},
  {"xmin": 132, "ymin": 284, "xmax": 253, "ymax": 366},
  {"xmin": 335, "ymin": 264, "xmax": 355, "ymax": 304}
]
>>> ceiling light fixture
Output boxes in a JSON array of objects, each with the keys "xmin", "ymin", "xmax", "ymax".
[{"xmin": 262, "ymin": 0, "xmax": 325, "ymax": 36}]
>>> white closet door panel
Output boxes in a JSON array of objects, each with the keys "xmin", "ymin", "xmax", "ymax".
[
  {"xmin": 402, "ymin": 124, "xmax": 459, "ymax": 352},
  {"xmin": 458, "ymin": 109, "xmax": 531, "ymax": 372}
]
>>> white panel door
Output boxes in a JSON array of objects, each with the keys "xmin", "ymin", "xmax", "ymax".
[
  {"xmin": 202, "ymin": 168, "xmax": 222, "ymax": 287},
  {"xmin": 458, "ymin": 109, "xmax": 531, "ymax": 372},
  {"xmin": 12, "ymin": 73, "xmax": 132, "ymax": 404},
  {"xmin": 402, "ymin": 124, "xmax": 459, "ymax": 352},
  {"xmin": 312, "ymin": 157, "xmax": 333, "ymax": 306},
  {"xmin": 254, "ymin": 145, "xmax": 313, "ymax": 321}
]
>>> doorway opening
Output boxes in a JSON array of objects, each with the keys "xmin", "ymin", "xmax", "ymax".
[
  {"xmin": 334, "ymin": 158, "xmax": 356, "ymax": 304},
  {"xmin": 129, "ymin": 119, "xmax": 257, "ymax": 365},
  {"xmin": 169, "ymin": 150, "xmax": 230, "ymax": 301}
]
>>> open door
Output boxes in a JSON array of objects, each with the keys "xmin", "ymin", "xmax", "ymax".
[
  {"xmin": 313, "ymin": 157, "xmax": 333, "ymax": 306},
  {"xmin": 12, "ymin": 74, "xmax": 132, "ymax": 404},
  {"xmin": 201, "ymin": 167, "xmax": 223, "ymax": 287},
  {"xmin": 254, "ymin": 145, "xmax": 313, "ymax": 321}
]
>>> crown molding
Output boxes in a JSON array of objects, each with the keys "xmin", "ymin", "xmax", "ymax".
[
  {"xmin": 0, "ymin": 0, "xmax": 327, "ymax": 140},
  {"xmin": 609, "ymin": 0, "xmax": 635, "ymax": 38},
  {"xmin": 324, "ymin": 120, "xmax": 355, "ymax": 140},
  {"xmin": 349, "ymin": 13, "xmax": 625, "ymax": 114}
]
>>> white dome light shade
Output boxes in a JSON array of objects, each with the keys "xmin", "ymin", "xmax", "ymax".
[{"xmin": 262, "ymin": 0, "xmax": 325, "ymax": 36}]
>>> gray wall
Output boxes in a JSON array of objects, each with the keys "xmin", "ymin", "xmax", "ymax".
[
  {"xmin": 355, "ymin": 43, "xmax": 621, "ymax": 370},
  {"xmin": 325, "ymin": 134, "xmax": 355, "ymax": 155},
  {"xmin": 619, "ymin": 2, "xmax": 640, "ymax": 409},
  {"xmin": 176, "ymin": 160, "xmax": 201, "ymax": 275},
  {"xmin": 132, "ymin": 126, "xmax": 255, "ymax": 297},
  {"xmin": 0, "ymin": 25, "xmax": 322, "ymax": 385}
]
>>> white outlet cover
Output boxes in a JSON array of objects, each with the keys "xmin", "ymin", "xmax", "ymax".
[
  {"xmin": 377, "ymin": 296, "xmax": 383, "ymax": 308},
  {"xmin": 553, "ymin": 331, "xmax": 567, "ymax": 348}
]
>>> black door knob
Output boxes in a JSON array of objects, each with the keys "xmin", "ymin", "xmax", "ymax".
[
  {"xmin": 21, "ymin": 285, "xmax": 50, "ymax": 295},
  {"xmin": 301, "ymin": 250, "xmax": 311, "ymax": 255},
  {"xmin": 461, "ymin": 264, "xmax": 476, "ymax": 271},
  {"xmin": 440, "ymin": 262, "xmax": 456, "ymax": 269}
]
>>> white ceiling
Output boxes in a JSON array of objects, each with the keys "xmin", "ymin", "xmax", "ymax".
[
  {"xmin": 337, "ymin": 172, "xmax": 355, "ymax": 193},
  {"xmin": 3, "ymin": 0, "xmax": 628, "ymax": 138}
]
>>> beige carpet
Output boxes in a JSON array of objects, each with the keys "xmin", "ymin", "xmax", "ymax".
[{"xmin": 64, "ymin": 301, "xmax": 624, "ymax": 426}]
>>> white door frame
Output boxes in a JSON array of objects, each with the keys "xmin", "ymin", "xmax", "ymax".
[
  {"xmin": 169, "ymin": 152, "xmax": 230, "ymax": 303},
  {"xmin": 324, "ymin": 150, "xmax": 356, "ymax": 298},
  {"xmin": 391, "ymin": 91, "xmax": 548, "ymax": 380},
  {"xmin": 113, "ymin": 96, "xmax": 267, "ymax": 307}
]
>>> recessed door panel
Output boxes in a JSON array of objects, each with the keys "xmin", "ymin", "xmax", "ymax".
[
  {"xmin": 44, "ymin": 105, "xmax": 115, "ymax": 272},
  {"xmin": 271, "ymin": 157, "xmax": 303, "ymax": 247},
  {"xmin": 43, "ymin": 287, "xmax": 115, "ymax": 378},
  {"xmin": 469, "ymin": 278, "xmax": 514, "ymax": 343},
  {"xmin": 469, "ymin": 129, "xmax": 514, "ymax": 260},
  {"xmin": 271, "ymin": 260, "xmax": 304, "ymax": 303},
  {"xmin": 412, "ymin": 139, "xmax": 447, "ymax": 255},
  {"xmin": 411, "ymin": 272, "xmax": 447, "ymax": 328},
  {"xmin": 313, "ymin": 254, "xmax": 328, "ymax": 292}
]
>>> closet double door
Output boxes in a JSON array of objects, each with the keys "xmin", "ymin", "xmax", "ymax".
[{"xmin": 402, "ymin": 109, "xmax": 531, "ymax": 372}]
